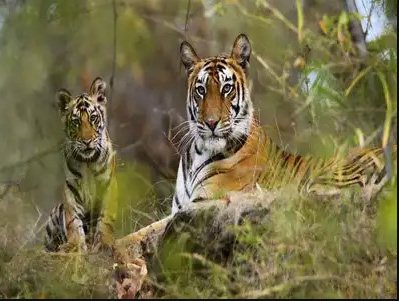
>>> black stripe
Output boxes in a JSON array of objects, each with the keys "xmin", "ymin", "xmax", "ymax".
[
  {"xmin": 195, "ymin": 141, "xmax": 203, "ymax": 155},
  {"xmin": 375, "ymin": 170, "xmax": 387, "ymax": 185},
  {"xmin": 291, "ymin": 156, "xmax": 303, "ymax": 178},
  {"xmin": 54, "ymin": 205, "xmax": 61, "ymax": 229},
  {"xmin": 58, "ymin": 204, "xmax": 67, "ymax": 241},
  {"xmin": 66, "ymin": 157, "xmax": 82, "ymax": 178},
  {"xmin": 236, "ymin": 81, "xmax": 241, "ymax": 109},
  {"xmin": 237, "ymin": 85, "xmax": 241, "ymax": 105},
  {"xmin": 192, "ymin": 197, "xmax": 206, "ymax": 203},
  {"xmin": 46, "ymin": 224, "xmax": 52, "ymax": 236},
  {"xmin": 315, "ymin": 179, "xmax": 360, "ymax": 188},
  {"xmin": 182, "ymin": 154, "xmax": 192, "ymax": 198},
  {"xmin": 316, "ymin": 174, "xmax": 361, "ymax": 185},
  {"xmin": 293, "ymin": 156, "xmax": 302, "ymax": 167},
  {"xmin": 174, "ymin": 195, "xmax": 182, "ymax": 210},
  {"xmin": 281, "ymin": 152, "xmax": 291, "ymax": 169},
  {"xmin": 232, "ymin": 104, "xmax": 240, "ymax": 116},
  {"xmin": 50, "ymin": 210, "xmax": 58, "ymax": 227},
  {"xmin": 240, "ymin": 82, "xmax": 245, "ymax": 100},
  {"xmin": 217, "ymin": 65, "xmax": 226, "ymax": 73},
  {"xmin": 66, "ymin": 181, "xmax": 83, "ymax": 204},
  {"xmin": 57, "ymin": 204, "xmax": 64, "ymax": 219},
  {"xmin": 191, "ymin": 152, "xmax": 226, "ymax": 184}
]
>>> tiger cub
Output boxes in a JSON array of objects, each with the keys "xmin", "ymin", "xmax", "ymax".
[{"xmin": 45, "ymin": 77, "xmax": 118, "ymax": 253}]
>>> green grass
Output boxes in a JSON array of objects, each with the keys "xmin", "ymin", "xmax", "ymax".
[
  {"xmin": 0, "ymin": 172, "xmax": 397, "ymax": 299},
  {"xmin": 147, "ymin": 182, "xmax": 397, "ymax": 299}
]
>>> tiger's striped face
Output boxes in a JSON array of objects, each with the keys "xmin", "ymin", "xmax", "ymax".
[
  {"xmin": 56, "ymin": 78, "xmax": 108, "ymax": 162},
  {"xmin": 180, "ymin": 34, "xmax": 253, "ymax": 153}
]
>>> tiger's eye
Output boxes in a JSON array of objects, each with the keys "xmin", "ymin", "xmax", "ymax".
[
  {"xmin": 196, "ymin": 86, "xmax": 205, "ymax": 96},
  {"xmin": 222, "ymin": 84, "xmax": 232, "ymax": 94},
  {"xmin": 90, "ymin": 115, "xmax": 97, "ymax": 122}
]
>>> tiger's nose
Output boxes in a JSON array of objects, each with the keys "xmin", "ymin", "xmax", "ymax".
[
  {"xmin": 83, "ymin": 139, "xmax": 92, "ymax": 147},
  {"xmin": 204, "ymin": 117, "xmax": 219, "ymax": 131}
]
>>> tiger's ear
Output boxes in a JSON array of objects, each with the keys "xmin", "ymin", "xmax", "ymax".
[
  {"xmin": 231, "ymin": 34, "xmax": 251, "ymax": 72},
  {"xmin": 56, "ymin": 89, "xmax": 72, "ymax": 114},
  {"xmin": 180, "ymin": 41, "xmax": 200, "ymax": 74},
  {"xmin": 89, "ymin": 77, "xmax": 107, "ymax": 104}
]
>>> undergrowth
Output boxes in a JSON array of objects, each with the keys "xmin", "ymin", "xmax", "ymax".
[
  {"xmin": 0, "ymin": 176, "xmax": 397, "ymax": 299},
  {"xmin": 144, "ymin": 180, "xmax": 397, "ymax": 299}
]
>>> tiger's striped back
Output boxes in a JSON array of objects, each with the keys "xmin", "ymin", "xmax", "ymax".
[{"xmin": 258, "ymin": 134, "xmax": 396, "ymax": 196}]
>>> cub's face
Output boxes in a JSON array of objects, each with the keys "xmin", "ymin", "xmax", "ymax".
[
  {"xmin": 56, "ymin": 77, "xmax": 108, "ymax": 162},
  {"xmin": 180, "ymin": 34, "xmax": 253, "ymax": 153}
]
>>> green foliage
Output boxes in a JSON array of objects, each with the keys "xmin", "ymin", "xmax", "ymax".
[
  {"xmin": 377, "ymin": 180, "xmax": 397, "ymax": 251},
  {"xmin": 150, "ymin": 186, "xmax": 397, "ymax": 299},
  {"xmin": 113, "ymin": 160, "xmax": 161, "ymax": 237}
]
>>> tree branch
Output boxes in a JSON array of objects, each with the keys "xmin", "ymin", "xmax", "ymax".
[
  {"xmin": 184, "ymin": 0, "xmax": 191, "ymax": 36},
  {"xmin": 108, "ymin": 0, "xmax": 118, "ymax": 128},
  {"xmin": 346, "ymin": 0, "xmax": 368, "ymax": 57}
]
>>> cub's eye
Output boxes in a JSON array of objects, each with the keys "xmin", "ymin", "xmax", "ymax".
[
  {"xmin": 90, "ymin": 115, "xmax": 97, "ymax": 123},
  {"xmin": 196, "ymin": 86, "xmax": 205, "ymax": 96},
  {"xmin": 72, "ymin": 119, "xmax": 80, "ymax": 127},
  {"xmin": 222, "ymin": 84, "xmax": 233, "ymax": 94}
]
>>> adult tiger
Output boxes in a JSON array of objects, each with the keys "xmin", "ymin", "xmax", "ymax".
[
  {"xmin": 45, "ymin": 77, "xmax": 118, "ymax": 253},
  {"xmin": 172, "ymin": 33, "xmax": 396, "ymax": 214}
]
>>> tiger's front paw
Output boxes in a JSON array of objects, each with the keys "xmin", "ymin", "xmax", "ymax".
[
  {"xmin": 91, "ymin": 233, "xmax": 115, "ymax": 257},
  {"xmin": 92, "ymin": 241, "xmax": 114, "ymax": 257}
]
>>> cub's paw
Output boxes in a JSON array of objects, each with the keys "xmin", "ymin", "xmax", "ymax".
[{"xmin": 91, "ymin": 233, "xmax": 115, "ymax": 257}]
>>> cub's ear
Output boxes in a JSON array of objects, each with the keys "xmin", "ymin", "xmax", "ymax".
[
  {"xmin": 56, "ymin": 89, "xmax": 72, "ymax": 114},
  {"xmin": 180, "ymin": 41, "xmax": 200, "ymax": 75},
  {"xmin": 231, "ymin": 34, "xmax": 251, "ymax": 73},
  {"xmin": 89, "ymin": 77, "xmax": 107, "ymax": 104}
]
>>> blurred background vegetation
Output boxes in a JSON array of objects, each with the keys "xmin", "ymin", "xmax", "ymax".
[{"xmin": 0, "ymin": 0, "xmax": 397, "ymax": 298}]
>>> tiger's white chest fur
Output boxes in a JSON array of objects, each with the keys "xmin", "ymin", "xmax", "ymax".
[{"xmin": 172, "ymin": 142, "xmax": 213, "ymax": 215}]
